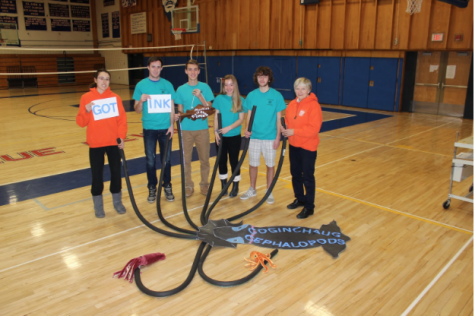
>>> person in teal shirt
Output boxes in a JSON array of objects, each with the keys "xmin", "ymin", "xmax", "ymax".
[
  {"xmin": 213, "ymin": 74, "xmax": 245, "ymax": 197},
  {"xmin": 133, "ymin": 56, "xmax": 176, "ymax": 204},
  {"xmin": 175, "ymin": 59, "xmax": 215, "ymax": 197},
  {"xmin": 241, "ymin": 66, "xmax": 287, "ymax": 204}
]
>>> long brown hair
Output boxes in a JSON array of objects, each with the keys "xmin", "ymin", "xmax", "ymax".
[
  {"xmin": 220, "ymin": 74, "xmax": 242, "ymax": 113},
  {"xmin": 89, "ymin": 69, "xmax": 111, "ymax": 88}
]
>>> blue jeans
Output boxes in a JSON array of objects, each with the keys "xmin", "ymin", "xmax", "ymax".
[
  {"xmin": 289, "ymin": 144, "xmax": 317, "ymax": 210},
  {"xmin": 143, "ymin": 129, "xmax": 172, "ymax": 189}
]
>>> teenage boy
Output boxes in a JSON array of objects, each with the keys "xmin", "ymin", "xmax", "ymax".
[
  {"xmin": 133, "ymin": 56, "xmax": 176, "ymax": 203},
  {"xmin": 175, "ymin": 59, "xmax": 215, "ymax": 197},
  {"xmin": 241, "ymin": 66, "xmax": 286, "ymax": 204}
]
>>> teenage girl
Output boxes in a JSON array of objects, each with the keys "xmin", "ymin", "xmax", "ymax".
[
  {"xmin": 213, "ymin": 74, "xmax": 245, "ymax": 197},
  {"xmin": 76, "ymin": 69, "xmax": 128, "ymax": 218}
]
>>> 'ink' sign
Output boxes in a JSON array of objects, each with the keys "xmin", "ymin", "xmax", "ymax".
[
  {"xmin": 92, "ymin": 97, "xmax": 119, "ymax": 121},
  {"xmin": 148, "ymin": 94, "xmax": 171, "ymax": 113}
]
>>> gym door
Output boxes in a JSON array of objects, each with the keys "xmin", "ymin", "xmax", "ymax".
[{"xmin": 412, "ymin": 51, "xmax": 471, "ymax": 117}]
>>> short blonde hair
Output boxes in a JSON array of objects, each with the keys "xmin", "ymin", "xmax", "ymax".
[{"xmin": 294, "ymin": 77, "xmax": 312, "ymax": 91}]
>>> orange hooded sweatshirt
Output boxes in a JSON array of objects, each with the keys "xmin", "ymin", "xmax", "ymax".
[
  {"xmin": 284, "ymin": 92, "xmax": 323, "ymax": 152},
  {"xmin": 76, "ymin": 87, "xmax": 128, "ymax": 148}
]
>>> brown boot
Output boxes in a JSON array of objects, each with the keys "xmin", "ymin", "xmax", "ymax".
[
  {"xmin": 200, "ymin": 185, "xmax": 209, "ymax": 196},
  {"xmin": 185, "ymin": 187, "xmax": 194, "ymax": 197}
]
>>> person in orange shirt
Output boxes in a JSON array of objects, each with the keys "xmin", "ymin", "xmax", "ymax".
[
  {"xmin": 76, "ymin": 69, "xmax": 128, "ymax": 218},
  {"xmin": 282, "ymin": 77, "xmax": 323, "ymax": 219}
]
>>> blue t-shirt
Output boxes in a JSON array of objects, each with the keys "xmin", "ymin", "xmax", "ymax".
[
  {"xmin": 175, "ymin": 82, "xmax": 215, "ymax": 131},
  {"xmin": 133, "ymin": 77, "xmax": 176, "ymax": 130},
  {"xmin": 243, "ymin": 88, "xmax": 287, "ymax": 140},
  {"xmin": 213, "ymin": 94, "xmax": 245, "ymax": 137}
]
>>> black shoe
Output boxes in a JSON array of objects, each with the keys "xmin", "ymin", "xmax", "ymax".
[
  {"xmin": 163, "ymin": 183, "xmax": 175, "ymax": 202},
  {"xmin": 296, "ymin": 208, "xmax": 314, "ymax": 219},
  {"xmin": 220, "ymin": 179, "xmax": 228, "ymax": 196},
  {"xmin": 287, "ymin": 199, "xmax": 306, "ymax": 209},
  {"xmin": 229, "ymin": 181, "xmax": 239, "ymax": 198},
  {"xmin": 147, "ymin": 187, "xmax": 157, "ymax": 204}
]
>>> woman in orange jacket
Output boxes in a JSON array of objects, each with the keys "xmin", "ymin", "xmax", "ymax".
[
  {"xmin": 76, "ymin": 69, "xmax": 128, "ymax": 218},
  {"xmin": 282, "ymin": 77, "xmax": 323, "ymax": 219}
]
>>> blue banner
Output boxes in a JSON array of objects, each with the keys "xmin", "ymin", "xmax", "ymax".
[
  {"xmin": 49, "ymin": 3, "xmax": 69, "ymax": 17},
  {"xmin": 23, "ymin": 1, "xmax": 45, "ymax": 16},
  {"xmin": 0, "ymin": 0, "xmax": 17, "ymax": 14},
  {"xmin": 112, "ymin": 11, "xmax": 120, "ymax": 38},
  {"xmin": 51, "ymin": 18, "xmax": 71, "ymax": 31},
  {"xmin": 101, "ymin": 13, "xmax": 109, "ymax": 38},
  {"xmin": 73, "ymin": 19, "xmax": 90, "ymax": 32},
  {"xmin": 25, "ymin": 17, "xmax": 47, "ymax": 30},
  {"xmin": 71, "ymin": 5, "xmax": 89, "ymax": 18}
]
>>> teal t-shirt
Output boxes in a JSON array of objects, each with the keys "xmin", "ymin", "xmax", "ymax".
[
  {"xmin": 133, "ymin": 77, "xmax": 176, "ymax": 130},
  {"xmin": 175, "ymin": 82, "xmax": 215, "ymax": 131},
  {"xmin": 213, "ymin": 94, "xmax": 245, "ymax": 137},
  {"xmin": 243, "ymin": 87, "xmax": 287, "ymax": 140}
]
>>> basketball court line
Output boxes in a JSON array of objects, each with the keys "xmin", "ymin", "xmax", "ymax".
[{"xmin": 400, "ymin": 236, "xmax": 473, "ymax": 316}]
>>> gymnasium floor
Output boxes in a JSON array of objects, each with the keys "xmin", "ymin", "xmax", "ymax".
[{"xmin": 0, "ymin": 85, "xmax": 473, "ymax": 315}]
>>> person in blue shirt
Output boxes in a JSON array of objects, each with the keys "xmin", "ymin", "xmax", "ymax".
[
  {"xmin": 241, "ymin": 66, "xmax": 287, "ymax": 204},
  {"xmin": 213, "ymin": 74, "xmax": 245, "ymax": 197},
  {"xmin": 175, "ymin": 59, "xmax": 215, "ymax": 197},
  {"xmin": 133, "ymin": 56, "xmax": 176, "ymax": 203}
]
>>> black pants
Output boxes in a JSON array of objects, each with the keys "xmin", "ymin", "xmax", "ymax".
[
  {"xmin": 89, "ymin": 146, "xmax": 122, "ymax": 196},
  {"xmin": 289, "ymin": 144, "xmax": 317, "ymax": 209},
  {"xmin": 215, "ymin": 135, "xmax": 241, "ymax": 179}
]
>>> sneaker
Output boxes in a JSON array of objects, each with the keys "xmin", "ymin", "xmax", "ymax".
[
  {"xmin": 266, "ymin": 190, "xmax": 275, "ymax": 204},
  {"xmin": 240, "ymin": 187, "xmax": 257, "ymax": 200},
  {"xmin": 185, "ymin": 187, "xmax": 194, "ymax": 197},
  {"xmin": 147, "ymin": 188, "xmax": 157, "ymax": 204},
  {"xmin": 163, "ymin": 183, "xmax": 175, "ymax": 202}
]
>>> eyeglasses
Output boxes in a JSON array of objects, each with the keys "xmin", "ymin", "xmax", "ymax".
[{"xmin": 97, "ymin": 77, "xmax": 110, "ymax": 80}]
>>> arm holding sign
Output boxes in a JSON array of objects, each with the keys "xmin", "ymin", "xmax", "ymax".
[
  {"xmin": 134, "ymin": 94, "xmax": 151, "ymax": 114},
  {"xmin": 76, "ymin": 94, "xmax": 92, "ymax": 127},
  {"xmin": 167, "ymin": 100, "xmax": 175, "ymax": 139}
]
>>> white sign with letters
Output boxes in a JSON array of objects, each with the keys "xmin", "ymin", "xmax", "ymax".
[
  {"xmin": 92, "ymin": 97, "xmax": 119, "ymax": 121},
  {"xmin": 131, "ymin": 12, "xmax": 146, "ymax": 34},
  {"xmin": 148, "ymin": 94, "xmax": 172, "ymax": 113}
]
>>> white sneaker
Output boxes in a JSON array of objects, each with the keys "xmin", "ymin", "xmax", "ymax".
[
  {"xmin": 266, "ymin": 190, "xmax": 275, "ymax": 204},
  {"xmin": 240, "ymin": 187, "xmax": 257, "ymax": 200}
]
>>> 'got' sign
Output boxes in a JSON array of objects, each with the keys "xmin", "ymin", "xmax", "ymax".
[
  {"xmin": 92, "ymin": 97, "xmax": 119, "ymax": 121},
  {"xmin": 148, "ymin": 94, "xmax": 172, "ymax": 113}
]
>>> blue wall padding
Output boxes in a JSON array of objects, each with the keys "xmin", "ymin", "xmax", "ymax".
[
  {"xmin": 367, "ymin": 58, "xmax": 399, "ymax": 111},
  {"xmin": 342, "ymin": 57, "xmax": 371, "ymax": 108}
]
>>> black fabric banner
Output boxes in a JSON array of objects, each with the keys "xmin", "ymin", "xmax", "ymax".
[
  {"xmin": 112, "ymin": 11, "xmax": 120, "ymax": 38},
  {"xmin": 101, "ymin": 13, "xmax": 109, "ymax": 38},
  {"xmin": 49, "ymin": 3, "xmax": 69, "ymax": 17},
  {"xmin": 0, "ymin": 16, "xmax": 18, "ymax": 27},
  {"xmin": 71, "ymin": 5, "xmax": 89, "ymax": 18},
  {"xmin": 23, "ymin": 1, "xmax": 45, "ymax": 16},
  {"xmin": 71, "ymin": 0, "xmax": 90, "ymax": 3},
  {"xmin": 51, "ymin": 18, "xmax": 71, "ymax": 32},
  {"xmin": 104, "ymin": 0, "xmax": 114, "ymax": 7},
  {"xmin": 25, "ymin": 17, "xmax": 47, "ymax": 30},
  {"xmin": 0, "ymin": 0, "xmax": 17, "ymax": 14},
  {"xmin": 73, "ymin": 19, "xmax": 90, "ymax": 32}
]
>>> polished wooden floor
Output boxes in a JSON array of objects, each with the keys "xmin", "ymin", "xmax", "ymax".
[{"xmin": 0, "ymin": 85, "xmax": 473, "ymax": 315}]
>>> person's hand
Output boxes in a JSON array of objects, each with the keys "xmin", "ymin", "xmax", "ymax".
[
  {"xmin": 219, "ymin": 126, "xmax": 231, "ymax": 135},
  {"xmin": 140, "ymin": 94, "xmax": 151, "ymax": 102},
  {"xmin": 215, "ymin": 131, "xmax": 220, "ymax": 145},
  {"xmin": 118, "ymin": 138, "xmax": 125, "ymax": 149},
  {"xmin": 192, "ymin": 89, "xmax": 202, "ymax": 97},
  {"xmin": 282, "ymin": 128, "xmax": 294, "ymax": 137},
  {"xmin": 273, "ymin": 138, "xmax": 280, "ymax": 150},
  {"xmin": 166, "ymin": 126, "xmax": 174, "ymax": 139},
  {"xmin": 244, "ymin": 130, "xmax": 252, "ymax": 138},
  {"xmin": 174, "ymin": 113, "xmax": 181, "ymax": 121},
  {"xmin": 85, "ymin": 102, "xmax": 94, "ymax": 113}
]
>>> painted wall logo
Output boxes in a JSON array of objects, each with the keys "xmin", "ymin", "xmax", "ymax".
[
  {"xmin": 0, "ymin": 147, "xmax": 64, "ymax": 164},
  {"xmin": 162, "ymin": 0, "xmax": 177, "ymax": 21}
]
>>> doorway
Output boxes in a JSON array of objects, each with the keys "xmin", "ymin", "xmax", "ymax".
[{"xmin": 412, "ymin": 51, "xmax": 471, "ymax": 117}]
